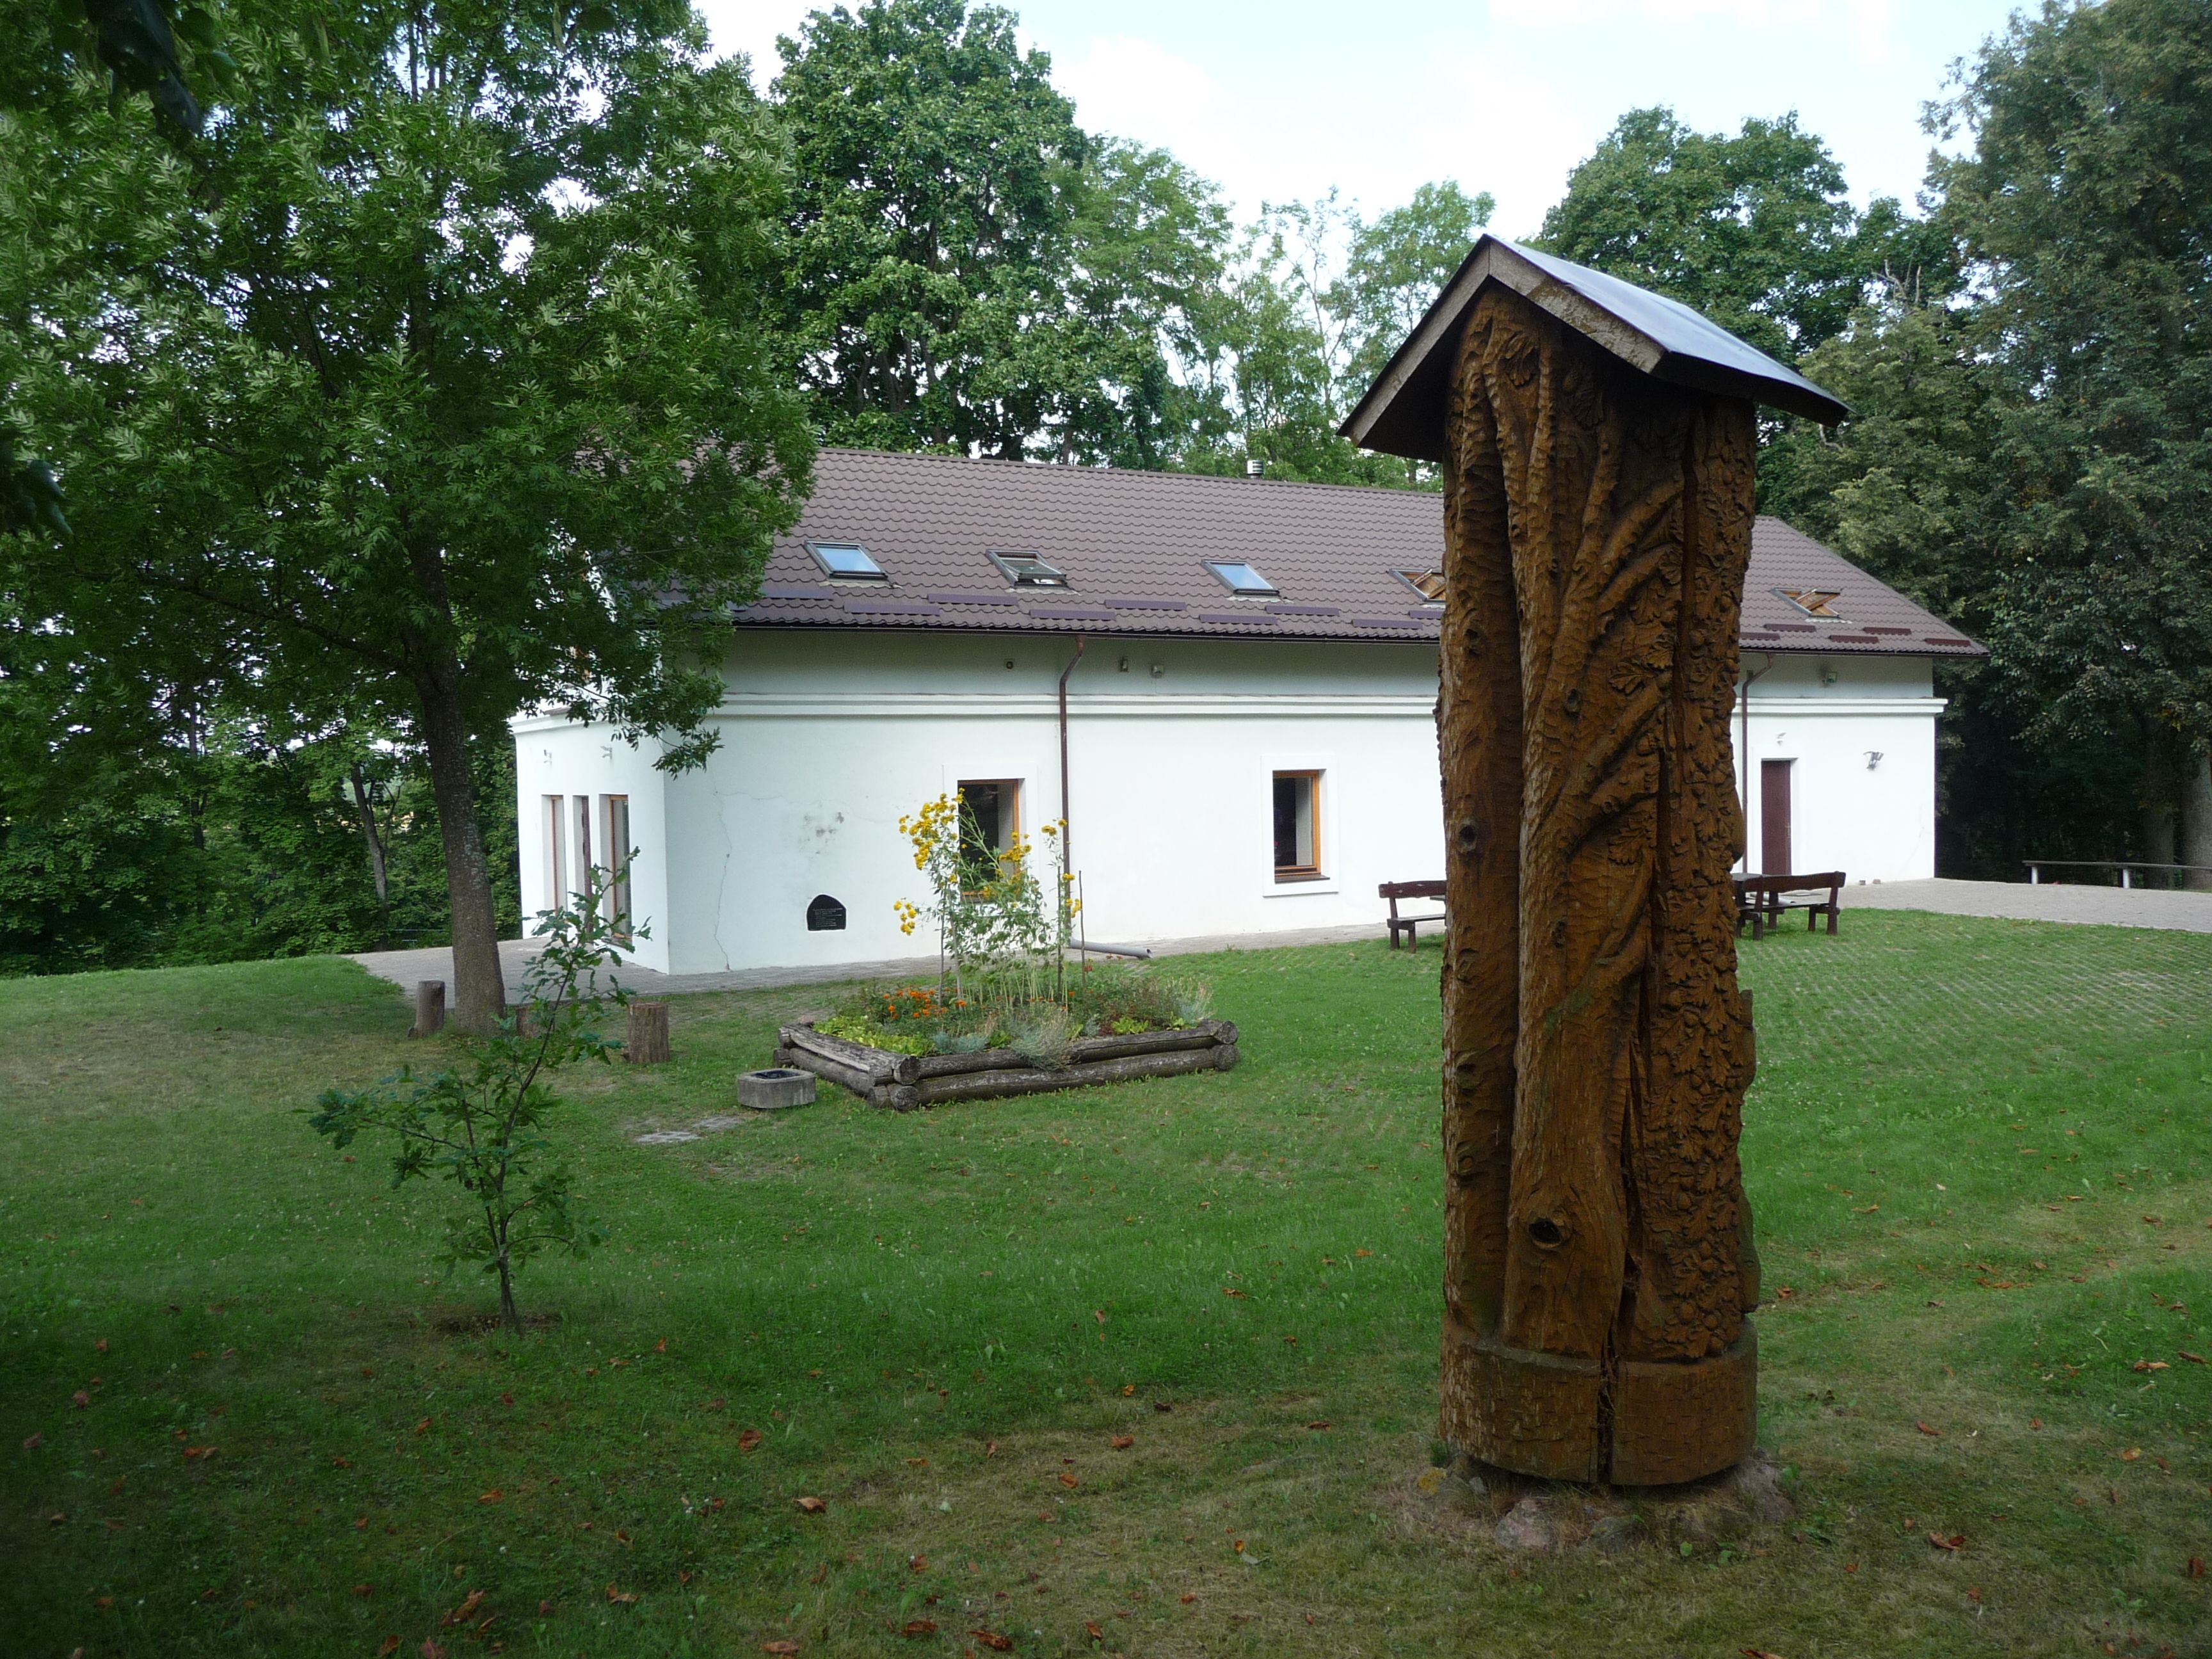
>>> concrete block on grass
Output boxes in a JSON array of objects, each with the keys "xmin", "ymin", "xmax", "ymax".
[{"xmin": 739, "ymin": 1068, "xmax": 816, "ymax": 1111}]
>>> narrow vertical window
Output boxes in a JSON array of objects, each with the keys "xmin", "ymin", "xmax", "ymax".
[
  {"xmin": 543, "ymin": 796, "xmax": 566, "ymax": 915},
  {"xmin": 604, "ymin": 794, "xmax": 632, "ymax": 947},
  {"xmin": 574, "ymin": 794, "xmax": 594, "ymax": 911},
  {"xmin": 1273, "ymin": 771, "xmax": 1321, "ymax": 879}
]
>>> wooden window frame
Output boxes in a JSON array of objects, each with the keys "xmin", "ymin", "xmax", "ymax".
[
  {"xmin": 1272, "ymin": 769, "xmax": 1323, "ymax": 881},
  {"xmin": 602, "ymin": 794, "xmax": 632, "ymax": 947}
]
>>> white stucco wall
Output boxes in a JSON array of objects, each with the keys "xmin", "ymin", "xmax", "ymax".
[
  {"xmin": 511, "ymin": 633, "xmax": 1947, "ymax": 974},
  {"xmin": 648, "ymin": 632, "xmax": 1445, "ymax": 975},
  {"xmin": 1733, "ymin": 653, "xmax": 1943, "ymax": 882},
  {"xmin": 511, "ymin": 717, "xmax": 677, "ymax": 972}
]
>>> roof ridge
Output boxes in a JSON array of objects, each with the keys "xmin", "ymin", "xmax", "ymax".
[{"xmin": 815, "ymin": 446, "xmax": 1443, "ymax": 502}]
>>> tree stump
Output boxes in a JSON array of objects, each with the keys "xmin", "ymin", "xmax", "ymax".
[
  {"xmin": 626, "ymin": 1000, "xmax": 671, "ymax": 1066},
  {"xmin": 1435, "ymin": 284, "xmax": 1759, "ymax": 1486},
  {"xmin": 411, "ymin": 979, "xmax": 446, "ymax": 1039}
]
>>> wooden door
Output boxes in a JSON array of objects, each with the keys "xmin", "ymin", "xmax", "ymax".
[{"xmin": 1760, "ymin": 759, "xmax": 1793, "ymax": 874}]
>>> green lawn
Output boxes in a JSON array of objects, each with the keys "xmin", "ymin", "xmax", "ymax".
[{"xmin": 1, "ymin": 912, "xmax": 2207, "ymax": 1658}]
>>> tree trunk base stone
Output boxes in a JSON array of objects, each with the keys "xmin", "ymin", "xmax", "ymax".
[{"xmin": 1409, "ymin": 1445, "xmax": 1792, "ymax": 1555}]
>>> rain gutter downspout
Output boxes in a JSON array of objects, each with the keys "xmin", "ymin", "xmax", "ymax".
[
  {"xmin": 1058, "ymin": 636, "xmax": 1087, "ymax": 988},
  {"xmin": 1057, "ymin": 634, "xmax": 1086, "ymax": 872},
  {"xmin": 1739, "ymin": 652, "xmax": 1774, "ymax": 870}
]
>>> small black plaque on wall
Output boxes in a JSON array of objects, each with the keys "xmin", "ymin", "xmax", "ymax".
[{"xmin": 806, "ymin": 894, "xmax": 847, "ymax": 931}]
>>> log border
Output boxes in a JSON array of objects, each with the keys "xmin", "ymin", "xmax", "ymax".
[{"xmin": 773, "ymin": 1020, "xmax": 1240, "ymax": 1110}]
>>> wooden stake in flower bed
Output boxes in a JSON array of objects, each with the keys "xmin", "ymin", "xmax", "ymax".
[{"xmin": 1340, "ymin": 236, "xmax": 1847, "ymax": 1486}]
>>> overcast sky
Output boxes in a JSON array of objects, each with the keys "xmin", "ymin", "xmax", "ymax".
[{"xmin": 692, "ymin": 0, "xmax": 2027, "ymax": 236}]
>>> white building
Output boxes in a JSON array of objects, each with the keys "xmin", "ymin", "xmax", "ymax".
[{"xmin": 513, "ymin": 449, "xmax": 1979, "ymax": 975}]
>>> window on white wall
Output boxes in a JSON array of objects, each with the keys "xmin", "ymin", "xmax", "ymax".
[
  {"xmin": 574, "ymin": 794, "xmax": 594, "ymax": 908},
  {"xmin": 957, "ymin": 779, "xmax": 1020, "ymax": 883},
  {"xmin": 604, "ymin": 794, "xmax": 632, "ymax": 947},
  {"xmin": 1273, "ymin": 771, "xmax": 1322, "ymax": 879},
  {"xmin": 543, "ymin": 796, "xmax": 566, "ymax": 917}
]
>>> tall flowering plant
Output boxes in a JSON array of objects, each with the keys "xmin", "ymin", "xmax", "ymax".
[{"xmin": 895, "ymin": 794, "xmax": 1078, "ymax": 1002}]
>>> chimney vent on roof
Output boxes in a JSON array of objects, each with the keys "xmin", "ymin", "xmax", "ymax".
[{"xmin": 1246, "ymin": 458, "xmax": 1264, "ymax": 478}]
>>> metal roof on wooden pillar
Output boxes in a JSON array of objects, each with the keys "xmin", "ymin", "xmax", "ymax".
[{"xmin": 1339, "ymin": 236, "xmax": 1850, "ymax": 460}]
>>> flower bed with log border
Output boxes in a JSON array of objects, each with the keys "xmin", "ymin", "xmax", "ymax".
[{"xmin": 773, "ymin": 1019, "xmax": 1241, "ymax": 1112}]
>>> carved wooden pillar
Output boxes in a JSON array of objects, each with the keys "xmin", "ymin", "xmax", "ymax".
[{"xmin": 1438, "ymin": 284, "xmax": 1760, "ymax": 1486}]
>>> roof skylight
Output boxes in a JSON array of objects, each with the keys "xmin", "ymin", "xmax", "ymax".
[
  {"xmin": 988, "ymin": 550, "xmax": 1068, "ymax": 588},
  {"xmin": 1395, "ymin": 569, "xmax": 1447, "ymax": 605},
  {"xmin": 1204, "ymin": 559, "xmax": 1279, "ymax": 597},
  {"xmin": 808, "ymin": 541, "xmax": 887, "ymax": 581}
]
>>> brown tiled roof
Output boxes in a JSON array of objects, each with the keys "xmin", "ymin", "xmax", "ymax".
[{"xmin": 733, "ymin": 447, "xmax": 1982, "ymax": 657}]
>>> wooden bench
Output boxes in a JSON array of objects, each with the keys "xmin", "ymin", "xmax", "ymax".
[
  {"xmin": 1379, "ymin": 879, "xmax": 1447, "ymax": 949},
  {"xmin": 1733, "ymin": 872, "xmax": 1845, "ymax": 940}
]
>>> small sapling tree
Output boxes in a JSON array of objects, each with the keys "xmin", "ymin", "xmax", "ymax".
[{"xmin": 310, "ymin": 871, "xmax": 639, "ymax": 1333}]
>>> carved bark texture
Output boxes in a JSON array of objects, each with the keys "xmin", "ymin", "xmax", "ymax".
[{"xmin": 1438, "ymin": 285, "xmax": 1758, "ymax": 1485}]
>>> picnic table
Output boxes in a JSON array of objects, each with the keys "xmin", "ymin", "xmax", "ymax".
[{"xmin": 1733, "ymin": 872, "xmax": 1844, "ymax": 940}]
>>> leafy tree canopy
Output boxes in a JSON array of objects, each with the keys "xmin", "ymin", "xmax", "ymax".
[
  {"xmin": 1, "ymin": 0, "xmax": 814, "ymax": 1022},
  {"xmin": 1760, "ymin": 0, "xmax": 2212, "ymax": 870},
  {"xmin": 1536, "ymin": 106, "xmax": 1933, "ymax": 363}
]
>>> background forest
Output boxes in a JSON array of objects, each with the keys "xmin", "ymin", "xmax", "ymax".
[{"xmin": 3, "ymin": 0, "xmax": 2208, "ymax": 973}]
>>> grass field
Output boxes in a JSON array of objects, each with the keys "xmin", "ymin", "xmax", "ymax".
[{"xmin": 1, "ymin": 911, "xmax": 2207, "ymax": 1658}]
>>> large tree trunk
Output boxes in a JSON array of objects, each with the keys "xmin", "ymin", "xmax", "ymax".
[
  {"xmin": 413, "ymin": 653, "xmax": 507, "ymax": 1035},
  {"xmin": 1438, "ymin": 285, "xmax": 1757, "ymax": 1487},
  {"xmin": 2183, "ymin": 753, "xmax": 2212, "ymax": 892}
]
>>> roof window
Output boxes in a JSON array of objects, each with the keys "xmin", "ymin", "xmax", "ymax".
[
  {"xmin": 1394, "ymin": 569, "xmax": 1447, "ymax": 605},
  {"xmin": 988, "ymin": 550, "xmax": 1068, "ymax": 588},
  {"xmin": 1774, "ymin": 586, "xmax": 1844, "ymax": 619},
  {"xmin": 1205, "ymin": 559, "xmax": 1279, "ymax": 597},
  {"xmin": 808, "ymin": 541, "xmax": 887, "ymax": 581}
]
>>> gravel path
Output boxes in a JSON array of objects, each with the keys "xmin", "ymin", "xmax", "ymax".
[{"xmin": 1840, "ymin": 877, "xmax": 2212, "ymax": 932}]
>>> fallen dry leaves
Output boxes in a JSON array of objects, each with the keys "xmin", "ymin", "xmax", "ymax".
[
  {"xmin": 1085, "ymin": 1621, "xmax": 1103, "ymax": 1640},
  {"xmin": 376, "ymin": 1639, "xmax": 399, "ymax": 1658},
  {"xmin": 794, "ymin": 1496, "xmax": 826, "ymax": 1514},
  {"xmin": 2131, "ymin": 1360, "xmax": 2170, "ymax": 1374},
  {"xmin": 605, "ymin": 1583, "xmax": 637, "ymax": 1606},
  {"xmin": 2119, "ymin": 1448, "xmax": 2142, "ymax": 1462},
  {"xmin": 1916, "ymin": 1422, "xmax": 1941, "ymax": 1437},
  {"xmin": 1928, "ymin": 1532, "xmax": 1965, "ymax": 1551},
  {"xmin": 739, "ymin": 1428, "xmax": 764, "ymax": 1452},
  {"xmin": 2188, "ymin": 1557, "xmax": 2204, "ymax": 1580},
  {"xmin": 477, "ymin": 1490, "xmax": 502, "ymax": 1503},
  {"xmin": 1742, "ymin": 1649, "xmax": 1788, "ymax": 1659},
  {"xmin": 968, "ymin": 1629, "xmax": 1013, "ymax": 1651},
  {"xmin": 442, "ymin": 1590, "xmax": 485, "ymax": 1627},
  {"xmin": 760, "ymin": 1642, "xmax": 801, "ymax": 1656},
  {"xmin": 1059, "ymin": 1472, "xmax": 1078, "ymax": 1489},
  {"xmin": 1110, "ymin": 1436, "xmax": 1134, "ymax": 1450},
  {"xmin": 900, "ymin": 1619, "xmax": 937, "ymax": 1637},
  {"xmin": 2180, "ymin": 1350, "xmax": 2206, "ymax": 1366}
]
